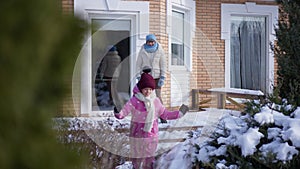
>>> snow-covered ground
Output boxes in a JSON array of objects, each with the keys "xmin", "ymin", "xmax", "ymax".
[{"xmin": 55, "ymin": 104, "xmax": 300, "ymax": 169}]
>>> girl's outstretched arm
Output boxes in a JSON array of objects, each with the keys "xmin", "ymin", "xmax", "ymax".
[{"xmin": 114, "ymin": 100, "xmax": 134, "ymax": 119}]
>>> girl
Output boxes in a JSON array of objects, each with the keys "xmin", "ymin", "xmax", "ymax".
[{"xmin": 114, "ymin": 72, "xmax": 189, "ymax": 169}]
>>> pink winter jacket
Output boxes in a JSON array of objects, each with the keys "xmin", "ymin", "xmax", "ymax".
[{"xmin": 115, "ymin": 86, "xmax": 181, "ymax": 138}]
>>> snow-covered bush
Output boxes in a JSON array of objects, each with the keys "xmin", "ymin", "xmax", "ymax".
[
  {"xmin": 54, "ymin": 117, "xmax": 129, "ymax": 169},
  {"xmin": 192, "ymin": 99, "xmax": 300, "ymax": 169}
]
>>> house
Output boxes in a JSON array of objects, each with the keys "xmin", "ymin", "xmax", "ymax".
[{"xmin": 61, "ymin": 0, "xmax": 279, "ymax": 116}]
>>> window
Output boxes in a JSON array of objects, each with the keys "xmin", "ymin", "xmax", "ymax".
[
  {"xmin": 168, "ymin": 2, "xmax": 194, "ymax": 70},
  {"xmin": 171, "ymin": 10, "xmax": 184, "ymax": 66},
  {"xmin": 230, "ymin": 16, "xmax": 267, "ymax": 92},
  {"xmin": 221, "ymin": 3, "xmax": 278, "ymax": 94}
]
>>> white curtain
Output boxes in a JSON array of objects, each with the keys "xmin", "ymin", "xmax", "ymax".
[{"xmin": 230, "ymin": 16, "xmax": 267, "ymax": 93}]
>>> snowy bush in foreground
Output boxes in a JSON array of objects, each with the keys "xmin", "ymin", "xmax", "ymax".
[
  {"xmin": 54, "ymin": 117, "xmax": 130, "ymax": 168},
  {"xmin": 192, "ymin": 99, "xmax": 300, "ymax": 169}
]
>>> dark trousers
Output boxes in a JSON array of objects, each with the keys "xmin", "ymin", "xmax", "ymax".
[{"xmin": 103, "ymin": 76, "xmax": 113, "ymax": 101}]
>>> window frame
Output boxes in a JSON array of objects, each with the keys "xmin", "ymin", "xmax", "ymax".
[
  {"xmin": 221, "ymin": 2, "xmax": 278, "ymax": 94},
  {"xmin": 169, "ymin": 4, "xmax": 193, "ymax": 71},
  {"xmin": 87, "ymin": 13, "xmax": 137, "ymax": 114}
]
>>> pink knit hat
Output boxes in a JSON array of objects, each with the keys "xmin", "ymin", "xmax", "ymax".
[{"xmin": 137, "ymin": 73, "xmax": 156, "ymax": 90}]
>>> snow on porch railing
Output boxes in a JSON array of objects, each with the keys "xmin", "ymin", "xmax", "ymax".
[{"xmin": 191, "ymin": 88, "xmax": 265, "ymax": 110}]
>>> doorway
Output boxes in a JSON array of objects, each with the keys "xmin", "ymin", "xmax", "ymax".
[{"xmin": 91, "ymin": 19, "xmax": 131, "ymax": 111}]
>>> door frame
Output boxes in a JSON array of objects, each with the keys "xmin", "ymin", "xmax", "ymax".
[{"xmin": 73, "ymin": 0, "xmax": 149, "ymax": 115}]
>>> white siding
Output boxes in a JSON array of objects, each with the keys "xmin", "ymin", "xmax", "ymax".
[{"xmin": 170, "ymin": 69, "xmax": 190, "ymax": 107}]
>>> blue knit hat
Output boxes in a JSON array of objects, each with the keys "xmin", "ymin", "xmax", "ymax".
[
  {"xmin": 108, "ymin": 45, "xmax": 117, "ymax": 51},
  {"xmin": 146, "ymin": 34, "xmax": 156, "ymax": 42}
]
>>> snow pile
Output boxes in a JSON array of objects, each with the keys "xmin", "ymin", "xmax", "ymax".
[
  {"xmin": 254, "ymin": 106, "xmax": 274, "ymax": 124},
  {"xmin": 190, "ymin": 104, "xmax": 300, "ymax": 168},
  {"xmin": 220, "ymin": 116, "xmax": 267, "ymax": 158},
  {"xmin": 235, "ymin": 127, "xmax": 264, "ymax": 156},
  {"xmin": 115, "ymin": 161, "xmax": 133, "ymax": 169}
]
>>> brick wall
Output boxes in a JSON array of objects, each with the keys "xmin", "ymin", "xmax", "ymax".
[
  {"xmin": 62, "ymin": 0, "xmax": 73, "ymax": 14},
  {"xmin": 196, "ymin": 0, "xmax": 224, "ymax": 89},
  {"xmin": 60, "ymin": 0, "xmax": 77, "ymax": 116}
]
